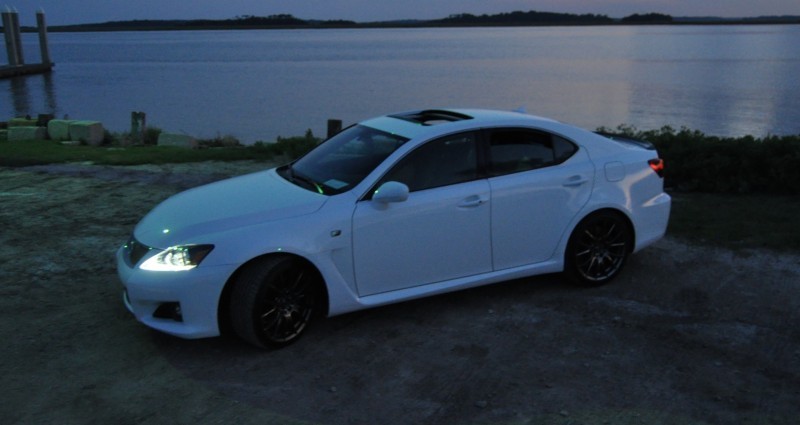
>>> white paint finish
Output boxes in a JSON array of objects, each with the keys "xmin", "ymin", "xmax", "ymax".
[
  {"xmin": 352, "ymin": 179, "xmax": 492, "ymax": 296},
  {"xmin": 135, "ymin": 169, "xmax": 326, "ymax": 248},
  {"xmin": 604, "ymin": 161, "xmax": 626, "ymax": 182},
  {"xmin": 116, "ymin": 109, "xmax": 671, "ymax": 339},
  {"xmin": 489, "ymin": 149, "xmax": 594, "ymax": 270}
]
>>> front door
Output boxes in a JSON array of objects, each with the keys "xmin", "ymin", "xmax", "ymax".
[{"xmin": 351, "ymin": 132, "xmax": 492, "ymax": 296}]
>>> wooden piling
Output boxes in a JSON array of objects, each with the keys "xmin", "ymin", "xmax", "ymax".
[
  {"xmin": 130, "ymin": 112, "xmax": 147, "ymax": 144},
  {"xmin": 37, "ymin": 9, "xmax": 51, "ymax": 65},
  {"xmin": 10, "ymin": 8, "xmax": 24, "ymax": 65},
  {"xmin": 2, "ymin": 9, "xmax": 20, "ymax": 66},
  {"xmin": 327, "ymin": 119, "xmax": 343, "ymax": 138},
  {"xmin": 0, "ymin": 9, "xmax": 54, "ymax": 78}
]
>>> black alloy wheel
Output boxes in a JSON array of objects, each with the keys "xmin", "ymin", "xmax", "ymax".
[
  {"xmin": 565, "ymin": 211, "xmax": 631, "ymax": 286},
  {"xmin": 231, "ymin": 256, "xmax": 320, "ymax": 348}
]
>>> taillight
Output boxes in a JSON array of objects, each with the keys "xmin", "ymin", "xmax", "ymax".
[{"xmin": 648, "ymin": 158, "xmax": 664, "ymax": 178}]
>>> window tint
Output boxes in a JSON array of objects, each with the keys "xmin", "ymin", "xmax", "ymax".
[
  {"xmin": 381, "ymin": 132, "xmax": 478, "ymax": 192},
  {"xmin": 553, "ymin": 135, "xmax": 578, "ymax": 163},
  {"xmin": 287, "ymin": 125, "xmax": 408, "ymax": 195},
  {"xmin": 489, "ymin": 129, "xmax": 576, "ymax": 176}
]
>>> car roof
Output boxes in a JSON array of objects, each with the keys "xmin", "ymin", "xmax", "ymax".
[{"xmin": 360, "ymin": 108, "xmax": 564, "ymax": 140}]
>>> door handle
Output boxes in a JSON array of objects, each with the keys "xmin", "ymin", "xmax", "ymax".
[
  {"xmin": 563, "ymin": 175, "xmax": 589, "ymax": 187},
  {"xmin": 458, "ymin": 195, "xmax": 486, "ymax": 208}
]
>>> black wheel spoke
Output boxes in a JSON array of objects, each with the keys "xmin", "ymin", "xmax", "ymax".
[
  {"xmin": 256, "ymin": 265, "xmax": 316, "ymax": 343},
  {"xmin": 231, "ymin": 257, "xmax": 320, "ymax": 348},
  {"xmin": 260, "ymin": 308, "xmax": 282, "ymax": 337},
  {"xmin": 567, "ymin": 212, "xmax": 630, "ymax": 285},
  {"xmin": 601, "ymin": 222, "xmax": 617, "ymax": 239}
]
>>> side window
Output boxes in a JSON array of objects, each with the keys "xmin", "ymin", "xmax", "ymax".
[
  {"xmin": 489, "ymin": 129, "xmax": 577, "ymax": 176},
  {"xmin": 553, "ymin": 135, "xmax": 578, "ymax": 163},
  {"xmin": 381, "ymin": 132, "xmax": 478, "ymax": 192}
]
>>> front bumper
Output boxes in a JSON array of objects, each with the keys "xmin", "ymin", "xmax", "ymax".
[{"xmin": 115, "ymin": 246, "xmax": 235, "ymax": 339}]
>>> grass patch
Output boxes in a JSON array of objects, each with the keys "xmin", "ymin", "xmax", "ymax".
[
  {"xmin": 0, "ymin": 130, "xmax": 320, "ymax": 166},
  {"xmin": 0, "ymin": 140, "xmax": 272, "ymax": 166},
  {"xmin": 668, "ymin": 192, "xmax": 800, "ymax": 252}
]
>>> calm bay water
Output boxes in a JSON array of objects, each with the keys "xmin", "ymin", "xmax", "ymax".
[{"xmin": 2, "ymin": 25, "xmax": 799, "ymax": 142}]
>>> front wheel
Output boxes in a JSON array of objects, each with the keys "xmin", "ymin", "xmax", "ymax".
[
  {"xmin": 230, "ymin": 256, "xmax": 321, "ymax": 348},
  {"xmin": 564, "ymin": 211, "xmax": 631, "ymax": 286}
]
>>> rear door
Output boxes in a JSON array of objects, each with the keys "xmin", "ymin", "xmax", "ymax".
[{"xmin": 485, "ymin": 128, "xmax": 594, "ymax": 270}]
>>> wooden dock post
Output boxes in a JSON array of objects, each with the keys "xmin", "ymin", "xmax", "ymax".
[
  {"xmin": 0, "ymin": 8, "xmax": 54, "ymax": 78},
  {"xmin": 2, "ymin": 8, "xmax": 21, "ymax": 66},
  {"xmin": 130, "ymin": 111, "xmax": 147, "ymax": 144},
  {"xmin": 10, "ymin": 7, "xmax": 24, "ymax": 65},
  {"xmin": 327, "ymin": 119, "xmax": 342, "ymax": 138},
  {"xmin": 37, "ymin": 9, "xmax": 51, "ymax": 65}
]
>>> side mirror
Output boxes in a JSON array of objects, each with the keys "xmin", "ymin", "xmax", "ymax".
[{"xmin": 372, "ymin": 181, "xmax": 409, "ymax": 204}]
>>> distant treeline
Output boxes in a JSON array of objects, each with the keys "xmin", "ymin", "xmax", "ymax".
[
  {"xmin": 32, "ymin": 10, "xmax": 800, "ymax": 32},
  {"xmin": 436, "ymin": 12, "xmax": 690, "ymax": 25},
  {"xmin": 436, "ymin": 11, "xmax": 615, "ymax": 25},
  {"xmin": 45, "ymin": 14, "xmax": 356, "ymax": 32},
  {"xmin": 620, "ymin": 13, "xmax": 674, "ymax": 24}
]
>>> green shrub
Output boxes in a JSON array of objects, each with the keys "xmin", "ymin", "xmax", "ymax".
[
  {"xmin": 197, "ymin": 134, "xmax": 242, "ymax": 148},
  {"xmin": 601, "ymin": 125, "xmax": 800, "ymax": 195},
  {"xmin": 252, "ymin": 129, "xmax": 321, "ymax": 160},
  {"xmin": 274, "ymin": 129, "xmax": 321, "ymax": 159},
  {"xmin": 102, "ymin": 129, "xmax": 116, "ymax": 145},
  {"xmin": 144, "ymin": 127, "xmax": 162, "ymax": 145}
]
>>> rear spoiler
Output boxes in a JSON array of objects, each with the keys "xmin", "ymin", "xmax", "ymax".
[{"xmin": 595, "ymin": 132, "xmax": 656, "ymax": 151}]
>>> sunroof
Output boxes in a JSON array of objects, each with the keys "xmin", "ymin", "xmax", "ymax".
[{"xmin": 390, "ymin": 109, "xmax": 473, "ymax": 126}]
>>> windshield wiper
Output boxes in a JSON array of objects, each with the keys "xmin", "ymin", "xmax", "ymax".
[{"xmin": 287, "ymin": 165, "xmax": 325, "ymax": 194}]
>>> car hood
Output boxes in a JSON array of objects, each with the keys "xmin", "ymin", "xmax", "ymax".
[{"xmin": 134, "ymin": 168, "xmax": 326, "ymax": 248}]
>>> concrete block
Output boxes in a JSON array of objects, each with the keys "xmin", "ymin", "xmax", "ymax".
[
  {"xmin": 47, "ymin": 119, "xmax": 75, "ymax": 141},
  {"xmin": 8, "ymin": 126, "xmax": 48, "ymax": 141},
  {"xmin": 9, "ymin": 118, "xmax": 38, "ymax": 127},
  {"xmin": 157, "ymin": 133, "xmax": 198, "ymax": 149},
  {"xmin": 69, "ymin": 121, "xmax": 104, "ymax": 146}
]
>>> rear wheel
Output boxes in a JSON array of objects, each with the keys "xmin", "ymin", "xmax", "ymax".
[
  {"xmin": 564, "ymin": 211, "xmax": 631, "ymax": 286},
  {"xmin": 230, "ymin": 256, "xmax": 321, "ymax": 348}
]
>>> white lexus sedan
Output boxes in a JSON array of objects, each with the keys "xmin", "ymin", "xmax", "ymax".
[{"xmin": 116, "ymin": 109, "xmax": 670, "ymax": 348}]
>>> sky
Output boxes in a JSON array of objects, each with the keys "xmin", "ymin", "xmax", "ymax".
[{"xmin": 5, "ymin": 0, "xmax": 800, "ymax": 26}]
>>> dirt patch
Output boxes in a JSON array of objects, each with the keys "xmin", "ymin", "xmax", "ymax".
[{"xmin": 1, "ymin": 162, "xmax": 798, "ymax": 425}]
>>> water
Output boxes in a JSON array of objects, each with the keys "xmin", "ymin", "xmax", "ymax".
[{"xmin": 2, "ymin": 25, "xmax": 799, "ymax": 142}]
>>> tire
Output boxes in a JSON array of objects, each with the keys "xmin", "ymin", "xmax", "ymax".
[
  {"xmin": 230, "ymin": 256, "xmax": 321, "ymax": 348},
  {"xmin": 564, "ymin": 211, "xmax": 631, "ymax": 286}
]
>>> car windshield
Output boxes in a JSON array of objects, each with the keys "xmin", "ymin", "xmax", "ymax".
[{"xmin": 279, "ymin": 125, "xmax": 409, "ymax": 195}]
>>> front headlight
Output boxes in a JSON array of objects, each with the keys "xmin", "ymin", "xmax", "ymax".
[{"xmin": 139, "ymin": 244, "xmax": 214, "ymax": 272}]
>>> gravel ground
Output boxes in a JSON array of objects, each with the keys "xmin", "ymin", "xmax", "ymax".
[{"xmin": 1, "ymin": 161, "xmax": 798, "ymax": 425}]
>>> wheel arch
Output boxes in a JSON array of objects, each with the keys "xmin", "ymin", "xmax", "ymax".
[
  {"xmin": 561, "ymin": 207, "xmax": 636, "ymax": 286},
  {"xmin": 566, "ymin": 207, "xmax": 636, "ymax": 256},
  {"xmin": 216, "ymin": 252, "xmax": 330, "ymax": 337}
]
